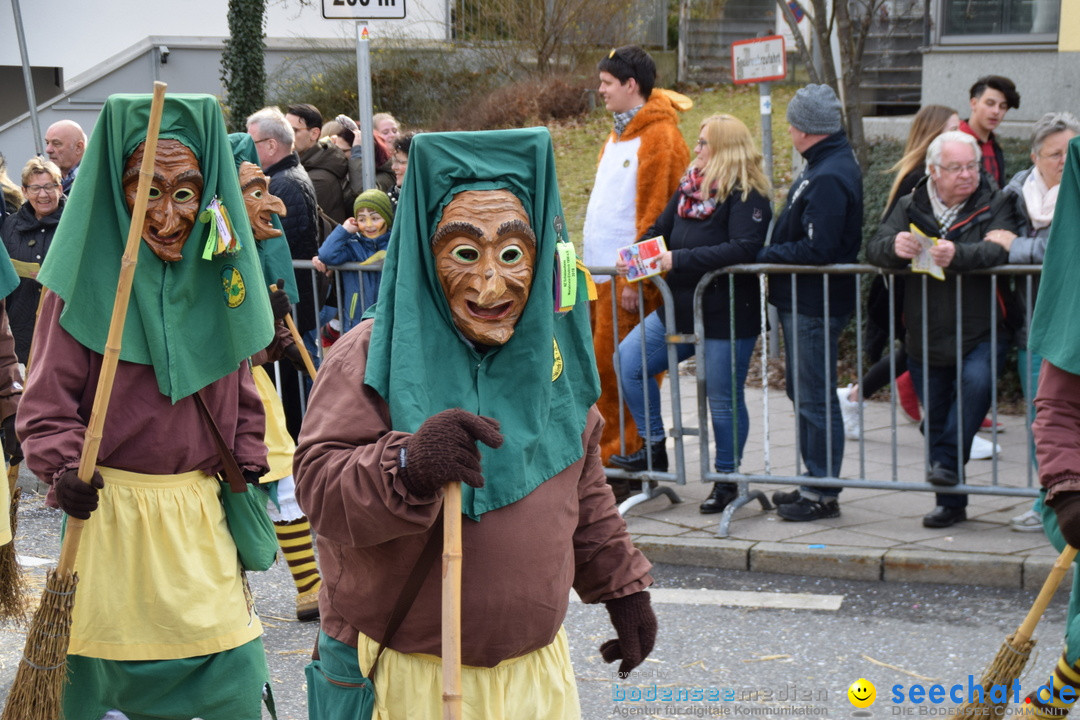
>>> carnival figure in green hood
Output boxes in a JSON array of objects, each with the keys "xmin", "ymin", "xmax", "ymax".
[
  {"xmin": 294, "ymin": 127, "xmax": 656, "ymax": 719},
  {"xmin": 17, "ymin": 94, "xmax": 276, "ymax": 720}
]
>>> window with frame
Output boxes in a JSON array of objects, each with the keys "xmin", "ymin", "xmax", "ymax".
[{"xmin": 940, "ymin": 0, "xmax": 1059, "ymax": 41}]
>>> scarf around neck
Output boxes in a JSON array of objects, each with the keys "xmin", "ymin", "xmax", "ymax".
[
  {"xmin": 677, "ymin": 166, "xmax": 719, "ymax": 219},
  {"xmin": 1023, "ymin": 167, "xmax": 1058, "ymax": 230}
]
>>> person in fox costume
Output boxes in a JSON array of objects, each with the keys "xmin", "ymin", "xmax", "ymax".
[{"xmin": 582, "ymin": 45, "xmax": 691, "ymax": 499}]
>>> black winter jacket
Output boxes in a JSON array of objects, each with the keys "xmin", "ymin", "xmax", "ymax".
[
  {"xmin": 642, "ymin": 186, "xmax": 771, "ymax": 339},
  {"xmin": 1, "ymin": 198, "xmax": 64, "ymax": 363},
  {"xmin": 300, "ymin": 143, "xmax": 351, "ymax": 224},
  {"xmin": 758, "ymin": 132, "xmax": 863, "ymax": 318},
  {"xmin": 266, "ymin": 153, "xmax": 320, "ymax": 333},
  {"xmin": 865, "ymin": 175, "xmax": 1020, "ymax": 366}
]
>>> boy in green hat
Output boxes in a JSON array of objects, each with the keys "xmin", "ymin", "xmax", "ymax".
[
  {"xmin": 17, "ymin": 93, "xmax": 276, "ymax": 720},
  {"xmin": 312, "ymin": 187, "xmax": 394, "ymax": 341},
  {"xmin": 295, "ymin": 128, "xmax": 655, "ymax": 719}
]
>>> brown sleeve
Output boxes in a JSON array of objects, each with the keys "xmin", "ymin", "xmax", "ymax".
[
  {"xmin": 0, "ymin": 299, "xmax": 21, "ymax": 422},
  {"xmin": 293, "ymin": 320, "xmax": 441, "ymax": 549},
  {"xmin": 1034, "ymin": 360, "xmax": 1080, "ymax": 500},
  {"xmin": 250, "ymin": 320, "xmax": 294, "ymax": 366},
  {"xmin": 572, "ymin": 406, "xmax": 653, "ymax": 603}
]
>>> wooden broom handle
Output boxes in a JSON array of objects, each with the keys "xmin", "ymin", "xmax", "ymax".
[
  {"xmin": 442, "ymin": 481, "xmax": 463, "ymax": 720},
  {"xmin": 1015, "ymin": 544, "xmax": 1078, "ymax": 645},
  {"xmin": 57, "ymin": 81, "xmax": 168, "ymax": 575},
  {"xmin": 269, "ymin": 283, "xmax": 317, "ymax": 379}
]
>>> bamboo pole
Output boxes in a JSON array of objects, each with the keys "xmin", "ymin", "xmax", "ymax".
[
  {"xmin": 442, "ymin": 481, "xmax": 463, "ymax": 720},
  {"xmin": 2, "ymin": 81, "xmax": 168, "ymax": 720},
  {"xmin": 269, "ymin": 283, "xmax": 317, "ymax": 379}
]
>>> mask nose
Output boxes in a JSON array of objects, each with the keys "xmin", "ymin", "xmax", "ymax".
[{"xmin": 476, "ymin": 267, "xmax": 507, "ymax": 306}]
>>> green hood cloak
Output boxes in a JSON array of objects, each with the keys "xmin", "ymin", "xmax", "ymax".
[
  {"xmin": 1030, "ymin": 135, "xmax": 1080, "ymax": 373},
  {"xmin": 228, "ymin": 132, "xmax": 298, "ymax": 304},
  {"xmin": 37, "ymin": 93, "xmax": 273, "ymax": 402},
  {"xmin": 364, "ymin": 127, "xmax": 600, "ymax": 520}
]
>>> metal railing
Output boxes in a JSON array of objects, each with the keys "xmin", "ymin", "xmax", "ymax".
[{"xmin": 284, "ymin": 260, "xmax": 1042, "ymax": 537}]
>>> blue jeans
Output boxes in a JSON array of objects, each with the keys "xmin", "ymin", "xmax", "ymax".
[
  {"xmin": 777, "ymin": 310, "xmax": 850, "ymax": 497},
  {"xmin": 907, "ymin": 339, "xmax": 1008, "ymax": 508},
  {"xmin": 617, "ymin": 311, "xmax": 757, "ymax": 473}
]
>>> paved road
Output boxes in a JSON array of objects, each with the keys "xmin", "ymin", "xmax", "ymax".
[{"xmin": 2, "ymin": 490, "xmax": 1073, "ymax": 718}]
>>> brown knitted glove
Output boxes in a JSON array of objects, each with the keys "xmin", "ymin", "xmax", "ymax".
[
  {"xmin": 269, "ymin": 279, "xmax": 292, "ymax": 321},
  {"xmin": 398, "ymin": 409, "xmax": 503, "ymax": 498},
  {"xmin": 1049, "ymin": 491, "xmax": 1080, "ymax": 548},
  {"xmin": 55, "ymin": 468, "xmax": 105, "ymax": 520},
  {"xmin": 601, "ymin": 591, "xmax": 657, "ymax": 678}
]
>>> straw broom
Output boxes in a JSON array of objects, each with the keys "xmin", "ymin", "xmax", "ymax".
[
  {"xmin": 442, "ymin": 481, "xmax": 463, "ymax": 720},
  {"xmin": 957, "ymin": 544, "xmax": 1078, "ymax": 716},
  {"xmin": 269, "ymin": 282, "xmax": 317, "ymax": 379},
  {"xmin": 0, "ymin": 462, "xmax": 24, "ymax": 622},
  {"xmin": 1, "ymin": 80, "xmax": 168, "ymax": 720}
]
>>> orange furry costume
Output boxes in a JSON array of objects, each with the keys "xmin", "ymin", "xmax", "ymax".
[{"xmin": 583, "ymin": 89, "xmax": 691, "ymax": 464}]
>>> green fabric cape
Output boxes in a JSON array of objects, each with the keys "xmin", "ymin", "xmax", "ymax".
[
  {"xmin": 37, "ymin": 94, "xmax": 273, "ymax": 403},
  {"xmin": 364, "ymin": 128, "xmax": 600, "ymax": 520},
  {"xmin": 0, "ymin": 233, "xmax": 20, "ymax": 300},
  {"xmin": 228, "ymin": 132, "xmax": 298, "ymax": 304},
  {"xmin": 1030, "ymin": 135, "xmax": 1080, "ymax": 373}
]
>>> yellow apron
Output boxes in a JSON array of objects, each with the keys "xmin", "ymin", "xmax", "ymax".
[
  {"xmin": 68, "ymin": 467, "xmax": 262, "ymax": 661},
  {"xmin": 357, "ymin": 627, "xmax": 581, "ymax": 720},
  {"xmin": 252, "ymin": 365, "xmax": 296, "ymax": 483}
]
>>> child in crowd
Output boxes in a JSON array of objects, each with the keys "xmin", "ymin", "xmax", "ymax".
[{"xmin": 312, "ymin": 188, "xmax": 394, "ymax": 345}]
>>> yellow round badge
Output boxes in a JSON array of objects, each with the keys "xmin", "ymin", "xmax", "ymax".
[
  {"xmin": 221, "ymin": 265, "xmax": 246, "ymax": 308},
  {"xmin": 552, "ymin": 338, "xmax": 564, "ymax": 381},
  {"xmin": 848, "ymin": 678, "xmax": 876, "ymax": 708}
]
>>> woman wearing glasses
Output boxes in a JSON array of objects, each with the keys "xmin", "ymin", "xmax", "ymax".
[
  {"xmin": 1, "ymin": 157, "xmax": 65, "ymax": 364},
  {"xmin": 609, "ymin": 114, "xmax": 771, "ymax": 515}
]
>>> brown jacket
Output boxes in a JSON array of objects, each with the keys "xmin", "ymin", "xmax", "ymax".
[
  {"xmin": 1035, "ymin": 361, "xmax": 1080, "ymax": 501},
  {"xmin": 294, "ymin": 321, "xmax": 653, "ymax": 667}
]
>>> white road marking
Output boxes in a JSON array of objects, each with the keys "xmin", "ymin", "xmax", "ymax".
[{"xmin": 571, "ymin": 588, "xmax": 843, "ymax": 611}]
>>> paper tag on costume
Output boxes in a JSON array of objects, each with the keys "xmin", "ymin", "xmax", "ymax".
[{"xmin": 554, "ymin": 242, "xmax": 577, "ymax": 313}]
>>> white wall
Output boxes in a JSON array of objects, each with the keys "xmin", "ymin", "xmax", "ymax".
[{"xmin": 0, "ymin": 0, "xmax": 447, "ymax": 83}]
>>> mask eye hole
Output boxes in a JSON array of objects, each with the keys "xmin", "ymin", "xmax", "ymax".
[
  {"xmin": 172, "ymin": 188, "xmax": 196, "ymax": 203},
  {"xmin": 451, "ymin": 245, "xmax": 479, "ymax": 263},
  {"xmin": 500, "ymin": 245, "xmax": 524, "ymax": 264},
  {"xmin": 147, "ymin": 186, "xmax": 163, "ymax": 200},
  {"xmin": 250, "ymin": 189, "xmax": 263, "ymax": 200}
]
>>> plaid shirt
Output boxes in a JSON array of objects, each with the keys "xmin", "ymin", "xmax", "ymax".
[{"xmin": 612, "ymin": 105, "xmax": 643, "ymax": 138}]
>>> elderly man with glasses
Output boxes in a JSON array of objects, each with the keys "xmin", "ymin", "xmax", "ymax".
[
  {"xmin": 867, "ymin": 130, "xmax": 1022, "ymax": 528},
  {"xmin": 246, "ymin": 106, "xmax": 320, "ymax": 440}
]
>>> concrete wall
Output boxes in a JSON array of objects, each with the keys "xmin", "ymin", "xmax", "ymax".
[{"xmin": 920, "ymin": 49, "xmax": 1080, "ymax": 124}]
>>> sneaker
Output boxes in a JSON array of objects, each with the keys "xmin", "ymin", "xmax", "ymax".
[
  {"xmin": 969, "ymin": 434, "xmax": 1001, "ymax": 460},
  {"xmin": 896, "ymin": 371, "xmax": 921, "ymax": 423},
  {"xmin": 1010, "ymin": 508, "xmax": 1043, "ymax": 533},
  {"xmin": 776, "ymin": 495, "xmax": 840, "ymax": 521},
  {"xmin": 837, "ymin": 384, "xmax": 861, "ymax": 440},
  {"xmin": 980, "ymin": 416, "xmax": 1005, "ymax": 433},
  {"xmin": 771, "ymin": 489, "xmax": 801, "ymax": 506}
]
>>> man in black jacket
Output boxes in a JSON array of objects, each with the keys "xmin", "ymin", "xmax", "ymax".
[
  {"xmin": 285, "ymin": 103, "xmax": 353, "ymax": 224},
  {"xmin": 866, "ymin": 130, "xmax": 1021, "ymax": 528},
  {"xmin": 247, "ymin": 106, "xmax": 320, "ymax": 438},
  {"xmin": 757, "ymin": 84, "xmax": 863, "ymax": 522}
]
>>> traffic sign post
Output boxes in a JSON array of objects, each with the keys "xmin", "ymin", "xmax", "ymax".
[
  {"xmin": 322, "ymin": 1, "xmax": 408, "ymax": 189},
  {"xmin": 731, "ymin": 35, "xmax": 786, "ymax": 187}
]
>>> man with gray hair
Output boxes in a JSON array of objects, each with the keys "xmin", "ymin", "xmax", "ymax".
[
  {"xmin": 867, "ymin": 130, "xmax": 1021, "ymax": 528},
  {"xmin": 757, "ymin": 84, "xmax": 863, "ymax": 521},
  {"xmin": 247, "ymin": 106, "xmax": 319, "ymax": 438},
  {"xmin": 45, "ymin": 119, "xmax": 87, "ymax": 193}
]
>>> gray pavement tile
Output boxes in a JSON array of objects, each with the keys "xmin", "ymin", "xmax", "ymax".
[{"xmin": 779, "ymin": 527, "xmax": 904, "ymax": 549}]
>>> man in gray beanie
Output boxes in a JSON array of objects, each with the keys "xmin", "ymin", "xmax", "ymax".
[{"xmin": 757, "ymin": 83, "xmax": 863, "ymax": 521}]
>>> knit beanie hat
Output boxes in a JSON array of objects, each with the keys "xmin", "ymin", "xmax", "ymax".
[
  {"xmin": 353, "ymin": 188, "xmax": 394, "ymax": 231},
  {"xmin": 786, "ymin": 84, "xmax": 843, "ymax": 135}
]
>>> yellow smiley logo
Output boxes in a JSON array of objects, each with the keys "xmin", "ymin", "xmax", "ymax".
[{"xmin": 848, "ymin": 678, "xmax": 876, "ymax": 708}]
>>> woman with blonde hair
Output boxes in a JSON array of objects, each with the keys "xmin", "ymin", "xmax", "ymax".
[
  {"xmin": 885, "ymin": 104, "xmax": 960, "ymax": 217},
  {"xmin": 610, "ymin": 114, "xmax": 772, "ymax": 514},
  {"xmin": 0, "ymin": 153, "xmax": 23, "ymax": 220}
]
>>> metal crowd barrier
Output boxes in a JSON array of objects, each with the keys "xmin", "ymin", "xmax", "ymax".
[
  {"xmin": 601, "ymin": 262, "xmax": 1043, "ymax": 537},
  {"xmin": 285, "ymin": 260, "xmax": 1042, "ymax": 538}
]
